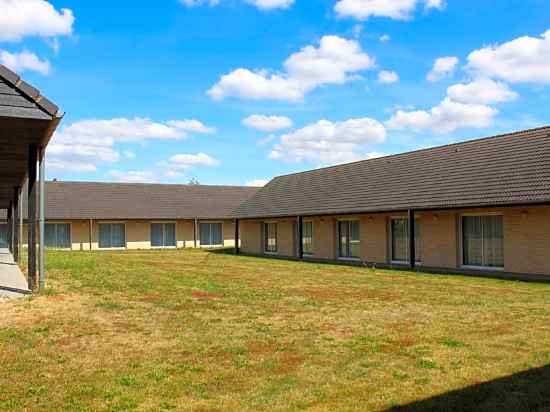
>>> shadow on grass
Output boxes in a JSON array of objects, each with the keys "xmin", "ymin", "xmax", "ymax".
[
  {"xmin": 387, "ymin": 363, "xmax": 550, "ymax": 412},
  {"xmin": 206, "ymin": 248, "xmax": 238, "ymax": 256}
]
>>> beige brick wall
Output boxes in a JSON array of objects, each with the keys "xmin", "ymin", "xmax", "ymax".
[
  {"xmin": 361, "ymin": 214, "xmax": 388, "ymax": 263},
  {"xmin": 240, "ymin": 220, "xmax": 262, "ymax": 255},
  {"xmin": 420, "ymin": 211, "xmax": 458, "ymax": 269}
]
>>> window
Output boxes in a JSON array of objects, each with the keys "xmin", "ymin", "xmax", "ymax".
[
  {"xmin": 151, "ymin": 223, "xmax": 176, "ymax": 248},
  {"xmin": 338, "ymin": 220, "xmax": 360, "ymax": 259},
  {"xmin": 302, "ymin": 221, "xmax": 313, "ymax": 255},
  {"xmin": 462, "ymin": 215, "xmax": 503, "ymax": 268},
  {"xmin": 391, "ymin": 218, "xmax": 421, "ymax": 263},
  {"xmin": 45, "ymin": 223, "xmax": 71, "ymax": 249},
  {"xmin": 264, "ymin": 222, "xmax": 277, "ymax": 253},
  {"xmin": 199, "ymin": 222, "xmax": 223, "ymax": 247},
  {"xmin": 0, "ymin": 224, "xmax": 7, "ymax": 248},
  {"xmin": 99, "ymin": 223, "xmax": 125, "ymax": 249}
]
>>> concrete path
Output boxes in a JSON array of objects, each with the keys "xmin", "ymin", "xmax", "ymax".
[{"xmin": 0, "ymin": 248, "xmax": 30, "ymax": 298}]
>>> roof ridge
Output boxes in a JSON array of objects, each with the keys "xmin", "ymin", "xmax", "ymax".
[
  {"xmin": 46, "ymin": 180, "xmax": 258, "ymax": 190},
  {"xmin": 269, "ymin": 125, "xmax": 550, "ymax": 181}
]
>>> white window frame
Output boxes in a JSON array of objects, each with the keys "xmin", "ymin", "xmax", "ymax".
[
  {"xmin": 198, "ymin": 221, "xmax": 224, "ymax": 248},
  {"xmin": 150, "ymin": 221, "xmax": 177, "ymax": 249},
  {"xmin": 263, "ymin": 221, "xmax": 278, "ymax": 255},
  {"xmin": 302, "ymin": 220, "xmax": 314, "ymax": 256},
  {"xmin": 390, "ymin": 216, "xmax": 423, "ymax": 265},
  {"xmin": 44, "ymin": 222, "xmax": 73, "ymax": 250},
  {"xmin": 98, "ymin": 222, "xmax": 127, "ymax": 250},
  {"xmin": 459, "ymin": 212, "xmax": 504, "ymax": 271},
  {"xmin": 337, "ymin": 218, "xmax": 361, "ymax": 261}
]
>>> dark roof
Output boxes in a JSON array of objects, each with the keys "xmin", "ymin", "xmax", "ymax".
[
  {"xmin": 2, "ymin": 181, "xmax": 259, "ymax": 220},
  {"xmin": 0, "ymin": 64, "xmax": 60, "ymax": 120},
  {"xmin": 234, "ymin": 126, "xmax": 550, "ymax": 219}
]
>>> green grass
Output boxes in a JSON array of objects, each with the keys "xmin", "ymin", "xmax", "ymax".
[{"xmin": 1, "ymin": 249, "xmax": 550, "ymax": 411}]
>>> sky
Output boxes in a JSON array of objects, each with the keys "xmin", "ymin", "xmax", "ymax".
[{"xmin": 1, "ymin": 0, "xmax": 550, "ymax": 187}]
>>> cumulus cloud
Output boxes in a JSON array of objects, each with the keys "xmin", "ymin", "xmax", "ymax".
[
  {"xmin": 0, "ymin": 0, "xmax": 74, "ymax": 42},
  {"xmin": 166, "ymin": 119, "xmax": 216, "ymax": 134},
  {"xmin": 427, "ymin": 56, "xmax": 459, "ymax": 81},
  {"xmin": 256, "ymin": 134, "xmax": 276, "ymax": 146},
  {"xmin": 386, "ymin": 97, "xmax": 498, "ymax": 133},
  {"xmin": 47, "ymin": 117, "xmax": 207, "ymax": 172},
  {"xmin": 466, "ymin": 29, "xmax": 550, "ymax": 84},
  {"xmin": 378, "ymin": 70, "xmax": 399, "ymax": 84},
  {"xmin": 447, "ymin": 78, "xmax": 518, "ymax": 105},
  {"xmin": 0, "ymin": 49, "xmax": 51, "ymax": 75},
  {"xmin": 180, "ymin": 0, "xmax": 293, "ymax": 10},
  {"xmin": 167, "ymin": 153, "xmax": 220, "ymax": 169},
  {"xmin": 269, "ymin": 117, "xmax": 386, "ymax": 165},
  {"xmin": 334, "ymin": 0, "xmax": 444, "ymax": 21},
  {"xmin": 242, "ymin": 114, "xmax": 293, "ymax": 131},
  {"xmin": 379, "ymin": 34, "xmax": 391, "ymax": 42},
  {"xmin": 246, "ymin": 179, "xmax": 270, "ymax": 187},
  {"xmin": 108, "ymin": 170, "xmax": 159, "ymax": 183},
  {"xmin": 208, "ymin": 35, "xmax": 375, "ymax": 101}
]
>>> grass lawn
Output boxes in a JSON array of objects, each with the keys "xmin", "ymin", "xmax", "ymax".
[{"xmin": 1, "ymin": 249, "xmax": 550, "ymax": 411}]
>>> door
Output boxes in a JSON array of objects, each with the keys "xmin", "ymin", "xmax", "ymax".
[{"xmin": 0, "ymin": 224, "xmax": 7, "ymax": 248}]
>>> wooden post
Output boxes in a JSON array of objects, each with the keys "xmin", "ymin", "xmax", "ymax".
[
  {"xmin": 234, "ymin": 219, "xmax": 239, "ymax": 255},
  {"xmin": 7, "ymin": 201, "xmax": 12, "ymax": 253},
  {"xmin": 408, "ymin": 209, "xmax": 415, "ymax": 270},
  {"xmin": 193, "ymin": 218, "xmax": 198, "ymax": 248},
  {"xmin": 39, "ymin": 148, "xmax": 46, "ymax": 291},
  {"xmin": 18, "ymin": 187, "xmax": 22, "ymax": 264},
  {"xmin": 297, "ymin": 216, "xmax": 303, "ymax": 259},
  {"xmin": 28, "ymin": 144, "xmax": 38, "ymax": 290},
  {"xmin": 89, "ymin": 219, "xmax": 93, "ymax": 250},
  {"xmin": 13, "ymin": 187, "xmax": 20, "ymax": 262}
]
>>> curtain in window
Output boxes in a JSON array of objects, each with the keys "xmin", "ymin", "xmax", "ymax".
[
  {"xmin": 164, "ymin": 223, "xmax": 176, "ymax": 247},
  {"xmin": 199, "ymin": 223, "xmax": 223, "ymax": 246},
  {"xmin": 151, "ymin": 223, "xmax": 164, "ymax": 247},
  {"xmin": 392, "ymin": 219, "xmax": 408, "ymax": 262},
  {"xmin": 99, "ymin": 224, "xmax": 125, "ymax": 248},
  {"xmin": 302, "ymin": 221, "xmax": 313, "ymax": 255},
  {"xmin": 57, "ymin": 224, "xmax": 71, "ymax": 249},
  {"xmin": 45, "ymin": 224, "xmax": 57, "ymax": 248},
  {"xmin": 463, "ymin": 215, "xmax": 503, "ymax": 267},
  {"xmin": 264, "ymin": 223, "xmax": 277, "ymax": 252},
  {"xmin": 200, "ymin": 223, "xmax": 211, "ymax": 246},
  {"xmin": 339, "ymin": 220, "xmax": 360, "ymax": 258},
  {"xmin": 99, "ymin": 224, "xmax": 111, "ymax": 248},
  {"xmin": 111, "ymin": 224, "xmax": 125, "ymax": 248},
  {"xmin": 0, "ymin": 224, "xmax": 7, "ymax": 248},
  {"xmin": 211, "ymin": 223, "xmax": 222, "ymax": 246}
]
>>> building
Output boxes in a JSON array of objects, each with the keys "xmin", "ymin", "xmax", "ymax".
[
  {"xmin": 1, "ymin": 181, "xmax": 258, "ymax": 250},
  {"xmin": 234, "ymin": 126, "xmax": 550, "ymax": 278}
]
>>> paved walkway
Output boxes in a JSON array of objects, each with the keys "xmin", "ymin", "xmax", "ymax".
[{"xmin": 0, "ymin": 248, "xmax": 30, "ymax": 298}]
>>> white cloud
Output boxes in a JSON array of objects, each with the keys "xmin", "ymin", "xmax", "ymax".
[
  {"xmin": 269, "ymin": 117, "xmax": 386, "ymax": 165},
  {"xmin": 334, "ymin": 0, "xmax": 444, "ymax": 21},
  {"xmin": 242, "ymin": 114, "xmax": 293, "ymax": 131},
  {"xmin": 0, "ymin": 0, "xmax": 74, "ymax": 42},
  {"xmin": 208, "ymin": 35, "xmax": 375, "ymax": 101},
  {"xmin": 108, "ymin": 170, "xmax": 158, "ymax": 183},
  {"xmin": 256, "ymin": 134, "xmax": 276, "ymax": 146},
  {"xmin": 379, "ymin": 34, "xmax": 391, "ymax": 42},
  {"xmin": 365, "ymin": 151, "xmax": 385, "ymax": 159},
  {"xmin": 47, "ymin": 117, "xmax": 199, "ymax": 172},
  {"xmin": 0, "ymin": 50, "xmax": 51, "ymax": 75},
  {"xmin": 246, "ymin": 179, "xmax": 270, "ymax": 187},
  {"xmin": 180, "ymin": 0, "xmax": 293, "ymax": 10},
  {"xmin": 466, "ymin": 29, "xmax": 550, "ymax": 84},
  {"xmin": 123, "ymin": 150, "xmax": 136, "ymax": 159},
  {"xmin": 168, "ymin": 153, "xmax": 220, "ymax": 169},
  {"xmin": 166, "ymin": 119, "xmax": 216, "ymax": 134},
  {"xmin": 427, "ymin": 56, "xmax": 459, "ymax": 81},
  {"xmin": 386, "ymin": 97, "xmax": 498, "ymax": 133},
  {"xmin": 378, "ymin": 70, "xmax": 399, "ymax": 84},
  {"xmin": 447, "ymin": 78, "xmax": 518, "ymax": 105}
]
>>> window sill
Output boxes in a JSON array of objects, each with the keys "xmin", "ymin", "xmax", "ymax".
[
  {"xmin": 462, "ymin": 265, "xmax": 505, "ymax": 272},
  {"xmin": 98, "ymin": 247, "xmax": 126, "ymax": 250},
  {"xmin": 264, "ymin": 251, "xmax": 278, "ymax": 255},
  {"xmin": 338, "ymin": 256, "xmax": 361, "ymax": 262},
  {"xmin": 151, "ymin": 246, "xmax": 177, "ymax": 249}
]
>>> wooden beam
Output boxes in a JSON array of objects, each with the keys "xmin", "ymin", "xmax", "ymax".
[
  {"xmin": 234, "ymin": 219, "xmax": 239, "ymax": 255},
  {"xmin": 408, "ymin": 209, "xmax": 415, "ymax": 270},
  {"xmin": 13, "ymin": 187, "xmax": 19, "ymax": 262},
  {"xmin": 193, "ymin": 218, "xmax": 198, "ymax": 248},
  {"xmin": 297, "ymin": 216, "xmax": 304, "ymax": 259},
  {"xmin": 28, "ymin": 144, "xmax": 37, "ymax": 290},
  {"xmin": 7, "ymin": 201, "xmax": 12, "ymax": 253},
  {"xmin": 89, "ymin": 219, "xmax": 93, "ymax": 250},
  {"xmin": 38, "ymin": 148, "xmax": 45, "ymax": 291}
]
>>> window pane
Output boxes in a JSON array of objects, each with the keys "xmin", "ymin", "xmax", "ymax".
[
  {"xmin": 211, "ymin": 223, "xmax": 222, "ymax": 246},
  {"xmin": 200, "ymin": 223, "xmax": 211, "ymax": 246},
  {"xmin": 414, "ymin": 220, "xmax": 421, "ymax": 263},
  {"xmin": 45, "ymin": 224, "xmax": 57, "ymax": 248},
  {"xmin": 0, "ymin": 224, "xmax": 7, "ymax": 248},
  {"xmin": 57, "ymin": 224, "xmax": 71, "ymax": 249},
  {"xmin": 151, "ymin": 223, "xmax": 163, "ymax": 247},
  {"xmin": 302, "ymin": 222, "xmax": 313, "ymax": 255},
  {"xmin": 164, "ymin": 223, "xmax": 176, "ymax": 247},
  {"xmin": 339, "ymin": 221, "xmax": 349, "ymax": 257},
  {"xmin": 350, "ymin": 220, "xmax": 360, "ymax": 258},
  {"xmin": 482, "ymin": 215, "xmax": 503, "ymax": 267},
  {"xmin": 265, "ymin": 223, "xmax": 277, "ymax": 252},
  {"xmin": 111, "ymin": 224, "xmax": 125, "ymax": 248},
  {"xmin": 392, "ymin": 219, "xmax": 408, "ymax": 262},
  {"xmin": 463, "ymin": 216, "xmax": 483, "ymax": 266},
  {"xmin": 99, "ymin": 224, "xmax": 111, "ymax": 248}
]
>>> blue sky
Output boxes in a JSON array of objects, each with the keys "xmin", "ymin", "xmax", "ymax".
[{"xmin": 1, "ymin": 0, "xmax": 550, "ymax": 186}]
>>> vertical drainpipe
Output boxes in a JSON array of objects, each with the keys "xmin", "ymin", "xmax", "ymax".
[
  {"xmin": 39, "ymin": 147, "xmax": 46, "ymax": 291},
  {"xmin": 28, "ymin": 144, "xmax": 38, "ymax": 291},
  {"xmin": 408, "ymin": 209, "xmax": 415, "ymax": 270},
  {"xmin": 13, "ymin": 187, "xmax": 19, "ymax": 262},
  {"xmin": 7, "ymin": 201, "xmax": 12, "ymax": 253},
  {"xmin": 297, "ymin": 216, "xmax": 303, "ymax": 259},
  {"xmin": 234, "ymin": 219, "xmax": 240, "ymax": 254},
  {"xmin": 18, "ymin": 187, "xmax": 22, "ymax": 264},
  {"xmin": 194, "ymin": 218, "xmax": 198, "ymax": 248}
]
